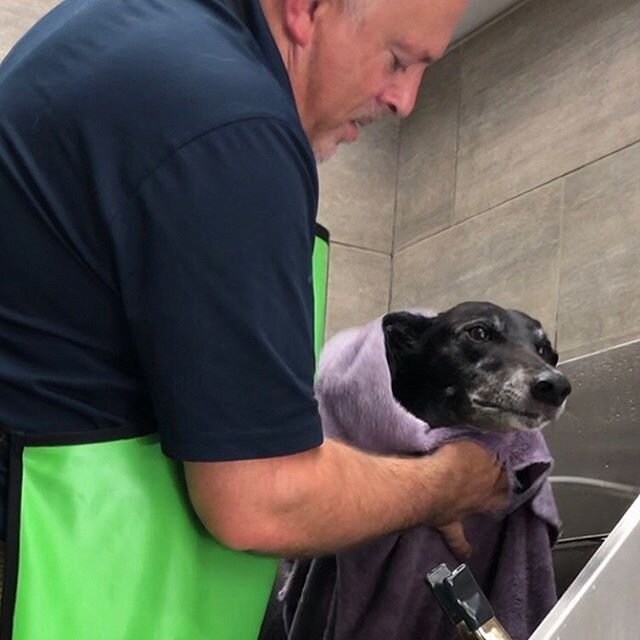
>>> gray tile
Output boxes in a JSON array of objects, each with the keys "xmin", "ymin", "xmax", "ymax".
[
  {"xmin": 557, "ymin": 142, "xmax": 640, "ymax": 356},
  {"xmin": 548, "ymin": 339, "xmax": 640, "ymax": 488},
  {"xmin": 325, "ymin": 244, "xmax": 390, "ymax": 338},
  {"xmin": 395, "ymin": 51, "xmax": 460, "ymax": 251},
  {"xmin": 1, "ymin": 1, "xmax": 58, "ymax": 60},
  {"xmin": 455, "ymin": 0, "xmax": 640, "ymax": 221},
  {"xmin": 392, "ymin": 182, "xmax": 563, "ymax": 336},
  {"xmin": 559, "ymin": 332, "xmax": 640, "ymax": 363},
  {"xmin": 317, "ymin": 117, "xmax": 399, "ymax": 254}
]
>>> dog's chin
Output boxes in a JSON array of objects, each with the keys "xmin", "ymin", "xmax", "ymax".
[{"xmin": 467, "ymin": 400, "xmax": 566, "ymax": 432}]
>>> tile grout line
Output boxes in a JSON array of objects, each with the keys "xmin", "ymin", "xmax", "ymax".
[
  {"xmin": 553, "ymin": 177, "xmax": 567, "ymax": 353},
  {"xmin": 388, "ymin": 122, "xmax": 402, "ymax": 312},
  {"xmin": 397, "ymin": 136, "xmax": 640, "ymax": 253},
  {"xmin": 330, "ymin": 240, "xmax": 390, "ymax": 257},
  {"xmin": 451, "ymin": 47, "xmax": 463, "ymax": 230}
]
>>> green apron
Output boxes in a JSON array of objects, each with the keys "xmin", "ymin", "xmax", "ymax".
[{"xmin": 0, "ymin": 225, "xmax": 330, "ymax": 639}]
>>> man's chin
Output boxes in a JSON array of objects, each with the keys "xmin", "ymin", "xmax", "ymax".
[
  {"xmin": 311, "ymin": 125, "xmax": 360, "ymax": 163},
  {"xmin": 313, "ymin": 147, "xmax": 338, "ymax": 164},
  {"xmin": 312, "ymin": 138, "xmax": 340, "ymax": 164}
]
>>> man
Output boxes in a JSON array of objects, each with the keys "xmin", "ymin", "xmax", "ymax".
[{"xmin": 0, "ymin": 0, "xmax": 506, "ymax": 635}]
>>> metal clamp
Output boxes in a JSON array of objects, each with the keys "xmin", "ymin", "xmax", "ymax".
[{"xmin": 425, "ymin": 563, "xmax": 513, "ymax": 640}]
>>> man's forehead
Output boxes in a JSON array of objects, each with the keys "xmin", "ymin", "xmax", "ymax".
[{"xmin": 371, "ymin": 0, "xmax": 468, "ymax": 58}]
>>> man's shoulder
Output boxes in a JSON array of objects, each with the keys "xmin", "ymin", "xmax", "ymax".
[
  {"xmin": 1, "ymin": 0, "xmax": 298, "ymax": 130},
  {"xmin": 0, "ymin": 0, "xmax": 309, "ymax": 190},
  {"xmin": 71, "ymin": 0, "xmax": 299, "ymax": 134}
]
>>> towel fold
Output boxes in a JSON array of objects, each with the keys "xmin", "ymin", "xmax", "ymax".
[{"xmin": 283, "ymin": 312, "xmax": 560, "ymax": 640}]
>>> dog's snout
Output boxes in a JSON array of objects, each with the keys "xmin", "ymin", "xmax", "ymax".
[{"xmin": 531, "ymin": 372, "xmax": 571, "ymax": 407}]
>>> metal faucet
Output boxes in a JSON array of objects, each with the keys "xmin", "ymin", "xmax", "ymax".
[{"xmin": 425, "ymin": 564, "xmax": 513, "ymax": 640}]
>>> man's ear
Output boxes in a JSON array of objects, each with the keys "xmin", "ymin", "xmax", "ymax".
[
  {"xmin": 382, "ymin": 312, "xmax": 434, "ymax": 378},
  {"xmin": 282, "ymin": 0, "xmax": 321, "ymax": 47}
]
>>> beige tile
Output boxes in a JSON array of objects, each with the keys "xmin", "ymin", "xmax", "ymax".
[
  {"xmin": 559, "ymin": 331, "xmax": 640, "ymax": 363},
  {"xmin": 317, "ymin": 117, "xmax": 399, "ymax": 254},
  {"xmin": 325, "ymin": 244, "xmax": 390, "ymax": 338},
  {"xmin": 1, "ymin": 1, "xmax": 58, "ymax": 60},
  {"xmin": 455, "ymin": 0, "xmax": 640, "ymax": 221},
  {"xmin": 395, "ymin": 50, "xmax": 460, "ymax": 251},
  {"xmin": 392, "ymin": 182, "xmax": 563, "ymax": 336},
  {"xmin": 557, "ymin": 141, "xmax": 640, "ymax": 355},
  {"xmin": 548, "ymin": 339, "xmax": 640, "ymax": 487}
]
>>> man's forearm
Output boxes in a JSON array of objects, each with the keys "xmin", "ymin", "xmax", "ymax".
[
  {"xmin": 240, "ymin": 439, "xmax": 449, "ymax": 555},
  {"xmin": 184, "ymin": 438, "xmax": 506, "ymax": 556}
]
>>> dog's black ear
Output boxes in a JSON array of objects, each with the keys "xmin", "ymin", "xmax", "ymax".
[{"xmin": 382, "ymin": 312, "xmax": 434, "ymax": 378}]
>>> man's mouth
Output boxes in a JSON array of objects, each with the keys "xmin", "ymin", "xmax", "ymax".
[
  {"xmin": 354, "ymin": 116, "xmax": 374, "ymax": 128},
  {"xmin": 346, "ymin": 116, "xmax": 376, "ymax": 141},
  {"xmin": 345, "ymin": 121, "xmax": 360, "ymax": 142}
]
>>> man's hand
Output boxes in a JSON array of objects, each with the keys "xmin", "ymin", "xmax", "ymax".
[
  {"xmin": 427, "ymin": 440, "xmax": 509, "ymax": 526},
  {"xmin": 428, "ymin": 440, "xmax": 508, "ymax": 559},
  {"xmin": 437, "ymin": 521, "xmax": 472, "ymax": 561}
]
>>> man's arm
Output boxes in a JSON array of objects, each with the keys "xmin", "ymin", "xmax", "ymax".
[{"xmin": 184, "ymin": 438, "xmax": 507, "ymax": 557}]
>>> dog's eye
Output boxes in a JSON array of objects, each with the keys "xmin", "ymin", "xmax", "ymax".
[
  {"xmin": 537, "ymin": 344, "xmax": 551, "ymax": 357},
  {"xmin": 537, "ymin": 344, "xmax": 558, "ymax": 365},
  {"xmin": 467, "ymin": 326, "xmax": 490, "ymax": 342}
]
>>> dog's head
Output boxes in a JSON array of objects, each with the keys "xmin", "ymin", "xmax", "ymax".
[{"xmin": 382, "ymin": 301, "xmax": 571, "ymax": 432}]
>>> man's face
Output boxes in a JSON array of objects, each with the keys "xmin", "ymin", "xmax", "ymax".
[{"xmin": 299, "ymin": 0, "xmax": 467, "ymax": 161}]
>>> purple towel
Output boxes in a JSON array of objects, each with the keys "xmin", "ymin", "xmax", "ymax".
[{"xmin": 282, "ymin": 313, "xmax": 560, "ymax": 640}]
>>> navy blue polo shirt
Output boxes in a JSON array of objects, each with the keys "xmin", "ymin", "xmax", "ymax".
[{"xmin": 0, "ymin": 0, "xmax": 323, "ymax": 485}]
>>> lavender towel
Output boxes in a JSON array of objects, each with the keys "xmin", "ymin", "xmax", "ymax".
[{"xmin": 282, "ymin": 313, "xmax": 560, "ymax": 640}]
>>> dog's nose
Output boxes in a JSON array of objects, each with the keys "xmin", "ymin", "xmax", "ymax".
[{"xmin": 531, "ymin": 372, "xmax": 572, "ymax": 407}]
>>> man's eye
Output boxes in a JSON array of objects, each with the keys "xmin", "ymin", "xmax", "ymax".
[{"xmin": 467, "ymin": 326, "xmax": 490, "ymax": 342}]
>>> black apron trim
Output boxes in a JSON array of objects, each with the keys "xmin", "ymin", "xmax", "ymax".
[
  {"xmin": 0, "ymin": 435, "xmax": 24, "ymax": 640},
  {"xmin": 315, "ymin": 223, "xmax": 330, "ymax": 243},
  {"xmin": 0, "ymin": 424, "xmax": 155, "ymax": 448}
]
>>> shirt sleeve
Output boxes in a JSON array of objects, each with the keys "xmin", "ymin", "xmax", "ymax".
[{"xmin": 111, "ymin": 117, "xmax": 323, "ymax": 461}]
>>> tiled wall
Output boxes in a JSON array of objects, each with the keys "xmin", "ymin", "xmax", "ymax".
[
  {"xmin": 393, "ymin": 0, "xmax": 640, "ymax": 360},
  {"xmin": 316, "ymin": 119, "xmax": 397, "ymax": 337},
  {"xmin": 321, "ymin": 0, "xmax": 640, "ymax": 354}
]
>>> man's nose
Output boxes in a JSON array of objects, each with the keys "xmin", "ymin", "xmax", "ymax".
[{"xmin": 382, "ymin": 66, "xmax": 424, "ymax": 118}]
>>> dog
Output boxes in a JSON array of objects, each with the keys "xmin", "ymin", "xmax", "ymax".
[
  {"xmin": 259, "ymin": 301, "xmax": 571, "ymax": 640},
  {"xmin": 383, "ymin": 301, "xmax": 571, "ymax": 432}
]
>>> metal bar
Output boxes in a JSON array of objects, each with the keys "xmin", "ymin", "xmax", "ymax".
[{"xmin": 531, "ymin": 494, "xmax": 640, "ymax": 639}]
